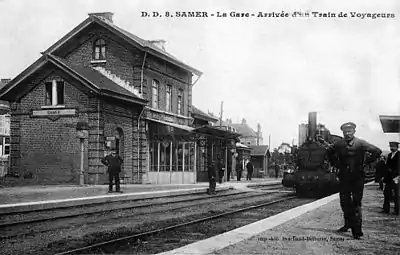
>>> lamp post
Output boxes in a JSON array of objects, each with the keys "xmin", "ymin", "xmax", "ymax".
[{"xmin": 76, "ymin": 121, "xmax": 89, "ymax": 186}]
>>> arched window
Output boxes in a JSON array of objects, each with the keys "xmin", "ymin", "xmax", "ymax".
[{"xmin": 93, "ymin": 39, "xmax": 106, "ymax": 60}]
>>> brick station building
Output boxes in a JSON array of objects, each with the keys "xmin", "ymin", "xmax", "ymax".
[{"xmin": 0, "ymin": 12, "xmax": 240, "ymax": 185}]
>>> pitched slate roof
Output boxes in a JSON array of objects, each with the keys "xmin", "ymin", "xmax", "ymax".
[
  {"xmin": 0, "ymin": 53, "xmax": 148, "ymax": 105},
  {"xmin": 192, "ymin": 105, "xmax": 218, "ymax": 122},
  {"xmin": 230, "ymin": 123, "xmax": 258, "ymax": 137},
  {"xmin": 47, "ymin": 54, "xmax": 147, "ymax": 104},
  {"xmin": 250, "ymin": 145, "xmax": 269, "ymax": 156},
  {"xmin": 0, "ymin": 12, "xmax": 199, "ymax": 105},
  {"xmin": 0, "ymin": 80, "xmax": 11, "ymax": 108},
  {"xmin": 45, "ymin": 14, "xmax": 202, "ymax": 76}
]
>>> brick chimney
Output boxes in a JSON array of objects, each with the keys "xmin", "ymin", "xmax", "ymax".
[
  {"xmin": 242, "ymin": 118, "xmax": 246, "ymax": 125},
  {"xmin": 89, "ymin": 12, "xmax": 114, "ymax": 23},
  {"xmin": 148, "ymin": 39, "xmax": 167, "ymax": 51}
]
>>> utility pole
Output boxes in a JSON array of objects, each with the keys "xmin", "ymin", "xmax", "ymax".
[
  {"xmin": 219, "ymin": 101, "xmax": 224, "ymax": 127},
  {"xmin": 268, "ymin": 134, "xmax": 271, "ymax": 149}
]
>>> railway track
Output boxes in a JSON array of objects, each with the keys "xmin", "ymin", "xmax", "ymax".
[
  {"xmin": 54, "ymin": 194, "xmax": 306, "ymax": 255},
  {"xmin": 1, "ymin": 189, "xmax": 291, "ymax": 239}
]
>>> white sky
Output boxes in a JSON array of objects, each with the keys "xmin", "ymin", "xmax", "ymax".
[{"xmin": 0, "ymin": 0, "xmax": 399, "ymax": 150}]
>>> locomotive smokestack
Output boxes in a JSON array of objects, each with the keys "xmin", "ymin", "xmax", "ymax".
[{"xmin": 308, "ymin": 112, "xmax": 317, "ymax": 140}]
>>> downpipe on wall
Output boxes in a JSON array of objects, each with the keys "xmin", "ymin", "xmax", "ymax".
[
  {"xmin": 140, "ymin": 52, "xmax": 147, "ymax": 94},
  {"xmin": 137, "ymin": 106, "xmax": 145, "ymax": 183}
]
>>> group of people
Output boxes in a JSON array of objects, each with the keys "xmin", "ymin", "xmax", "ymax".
[
  {"xmin": 375, "ymin": 141, "xmax": 399, "ymax": 215},
  {"xmin": 207, "ymin": 156, "xmax": 255, "ymax": 195},
  {"xmin": 320, "ymin": 121, "xmax": 399, "ymax": 240},
  {"xmin": 235, "ymin": 159, "xmax": 254, "ymax": 181},
  {"xmin": 101, "ymin": 120, "xmax": 399, "ymax": 241}
]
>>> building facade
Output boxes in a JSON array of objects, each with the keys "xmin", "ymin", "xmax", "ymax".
[
  {"xmin": 250, "ymin": 145, "xmax": 269, "ymax": 178},
  {"xmin": 229, "ymin": 118, "xmax": 264, "ymax": 146},
  {"xmin": 0, "ymin": 12, "xmax": 243, "ymax": 186},
  {"xmin": 0, "ymin": 12, "xmax": 208, "ymax": 185}
]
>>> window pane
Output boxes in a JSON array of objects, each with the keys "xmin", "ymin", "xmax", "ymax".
[
  {"xmin": 178, "ymin": 90, "xmax": 184, "ymax": 115},
  {"xmin": 4, "ymin": 145, "xmax": 10, "ymax": 155},
  {"xmin": 94, "ymin": 39, "xmax": 106, "ymax": 60},
  {"xmin": 95, "ymin": 49, "xmax": 100, "ymax": 60},
  {"xmin": 150, "ymin": 142, "xmax": 159, "ymax": 172},
  {"xmin": 160, "ymin": 142, "xmax": 171, "ymax": 172},
  {"xmin": 57, "ymin": 81, "xmax": 64, "ymax": 105},
  {"xmin": 101, "ymin": 46, "xmax": 106, "ymax": 59},
  {"xmin": 45, "ymin": 82, "xmax": 52, "ymax": 105},
  {"xmin": 177, "ymin": 96, "xmax": 182, "ymax": 115},
  {"xmin": 184, "ymin": 143, "xmax": 191, "ymax": 172},
  {"xmin": 176, "ymin": 142, "xmax": 183, "ymax": 171},
  {"xmin": 152, "ymin": 80, "xmax": 159, "ymax": 108},
  {"xmin": 166, "ymin": 86, "xmax": 171, "ymax": 112},
  {"xmin": 5, "ymin": 137, "xmax": 10, "ymax": 144}
]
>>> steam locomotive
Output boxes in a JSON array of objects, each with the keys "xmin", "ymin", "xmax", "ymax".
[
  {"xmin": 292, "ymin": 112, "xmax": 341, "ymax": 196},
  {"xmin": 282, "ymin": 112, "xmax": 377, "ymax": 197}
]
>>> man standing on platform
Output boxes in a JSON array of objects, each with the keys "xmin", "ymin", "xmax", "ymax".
[
  {"xmin": 236, "ymin": 159, "xmax": 243, "ymax": 181},
  {"xmin": 216, "ymin": 156, "xmax": 225, "ymax": 184},
  {"xmin": 101, "ymin": 149, "xmax": 124, "ymax": 193},
  {"xmin": 274, "ymin": 164, "xmax": 280, "ymax": 178},
  {"xmin": 375, "ymin": 155, "xmax": 386, "ymax": 190},
  {"xmin": 246, "ymin": 160, "xmax": 254, "ymax": 181},
  {"xmin": 207, "ymin": 159, "xmax": 216, "ymax": 195},
  {"xmin": 382, "ymin": 141, "xmax": 399, "ymax": 215},
  {"xmin": 321, "ymin": 122, "xmax": 382, "ymax": 239}
]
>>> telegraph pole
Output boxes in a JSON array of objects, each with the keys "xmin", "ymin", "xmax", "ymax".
[{"xmin": 219, "ymin": 101, "xmax": 224, "ymax": 127}]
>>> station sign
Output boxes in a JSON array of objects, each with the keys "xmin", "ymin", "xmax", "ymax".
[{"xmin": 31, "ymin": 109, "xmax": 77, "ymax": 121}]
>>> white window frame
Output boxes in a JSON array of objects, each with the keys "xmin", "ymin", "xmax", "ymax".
[
  {"xmin": 3, "ymin": 137, "xmax": 10, "ymax": 156},
  {"xmin": 94, "ymin": 39, "xmax": 106, "ymax": 60}
]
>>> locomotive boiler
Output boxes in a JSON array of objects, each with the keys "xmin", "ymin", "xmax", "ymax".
[{"xmin": 292, "ymin": 112, "xmax": 341, "ymax": 197}]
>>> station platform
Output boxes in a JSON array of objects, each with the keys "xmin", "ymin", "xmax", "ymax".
[
  {"xmin": 161, "ymin": 183, "xmax": 400, "ymax": 255},
  {"xmin": 0, "ymin": 178, "xmax": 281, "ymax": 214}
]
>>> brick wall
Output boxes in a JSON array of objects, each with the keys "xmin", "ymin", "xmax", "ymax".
[
  {"xmin": 10, "ymin": 72, "xmax": 93, "ymax": 185},
  {"xmin": 61, "ymin": 24, "xmax": 193, "ymax": 125},
  {"xmin": 63, "ymin": 26, "xmax": 140, "ymax": 84}
]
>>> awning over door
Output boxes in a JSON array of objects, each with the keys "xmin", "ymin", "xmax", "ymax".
[
  {"xmin": 193, "ymin": 125, "xmax": 241, "ymax": 139},
  {"xmin": 379, "ymin": 115, "xmax": 400, "ymax": 133},
  {"xmin": 146, "ymin": 118, "xmax": 195, "ymax": 132}
]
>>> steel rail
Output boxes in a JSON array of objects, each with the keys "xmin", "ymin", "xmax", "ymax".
[
  {"xmin": 0, "ymin": 191, "xmax": 247, "ymax": 228},
  {"xmin": 1, "ymin": 190, "xmax": 288, "ymax": 236},
  {"xmin": 54, "ymin": 195, "xmax": 297, "ymax": 255},
  {"xmin": 0, "ymin": 190, "xmax": 225, "ymax": 217}
]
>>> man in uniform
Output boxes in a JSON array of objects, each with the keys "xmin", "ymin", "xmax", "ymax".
[
  {"xmin": 382, "ymin": 141, "xmax": 399, "ymax": 215},
  {"xmin": 375, "ymin": 155, "xmax": 386, "ymax": 190},
  {"xmin": 207, "ymin": 159, "xmax": 217, "ymax": 195},
  {"xmin": 216, "ymin": 156, "xmax": 225, "ymax": 184},
  {"xmin": 275, "ymin": 164, "xmax": 280, "ymax": 178},
  {"xmin": 236, "ymin": 159, "xmax": 243, "ymax": 181},
  {"xmin": 101, "ymin": 149, "xmax": 124, "ymax": 193},
  {"xmin": 246, "ymin": 160, "xmax": 254, "ymax": 181},
  {"xmin": 322, "ymin": 122, "xmax": 382, "ymax": 239}
]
